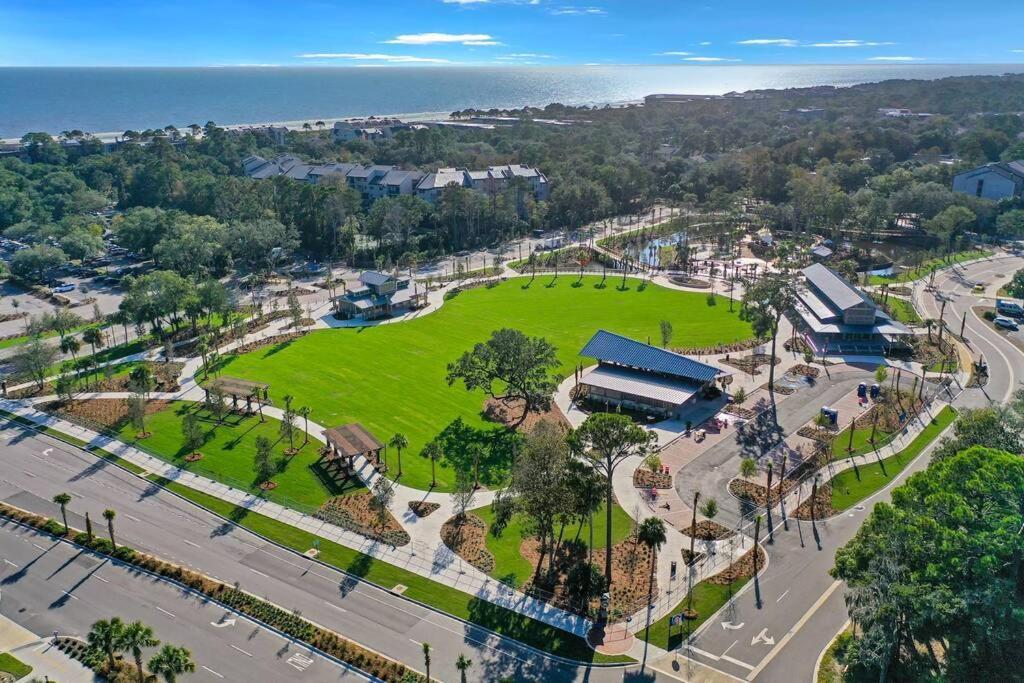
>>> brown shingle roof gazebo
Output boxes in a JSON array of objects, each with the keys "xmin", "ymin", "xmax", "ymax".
[
  {"xmin": 204, "ymin": 376, "xmax": 271, "ymax": 414},
  {"xmin": 320, "ymin": 423, "xmax": 386, "ymax": 475}
]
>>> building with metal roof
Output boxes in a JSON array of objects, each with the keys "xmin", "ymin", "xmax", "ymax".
[
  {"xmin": 952, "ymin": 160, "xmax": 1024, "ymax": 201},
  {"xmin": 336, "ymin": 271, "xmax": 427, "ymax": 320},
  {"xmin": 792, "ymin": 264, "xmax": 911, "ymax": 355},
  {"xmin": 576, "ymin": 330, "xmax": 727, "ymax": 419}
]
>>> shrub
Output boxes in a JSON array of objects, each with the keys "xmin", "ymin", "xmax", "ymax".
[
  {"xmin": 644, "ymin": 453, "xmax": 662, "ymax": 472},
  {"xmin": 732, "ymin": 387, "xmax": 747, "ymax": 404},
  {"xmin": 41, "ymin": 518, "xmax": 65, "ymax": 536},
  {"xmin": 983, "ymin": 310, "xmax": 996, "ymax": 321}
]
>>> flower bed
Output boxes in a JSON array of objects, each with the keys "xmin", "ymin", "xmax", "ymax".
[
  {"xmin": 722, "ymin": 403, "xmax": 758, "ymax": 420},
  {"xmin": 408, "ymin": 501, "xmax": 440, "ymax": 518},
  {"xmin": 0, "ymin": 501, "xmax": 418, "ymax": 683},
  {"xmin": 633, "ymin": 468, "xmax": 673, "ymax": 489},
  {"xmin": 788, "ymin": 364, "xmax": 820, "ymax": 378},
  {"xmin": 315, "ymin": 494, "xmax": 411, "ymax": 547},
  {"xmin": 440, "ymin": 514, "xmax": 496, "ymax": 573},
  {"xmin": 728, "ymin": 477, "xmax": 800, "ymax": 508},
  {"xmin": 681, "ymin": 520, "xmax": 735, "ymax": 541}
]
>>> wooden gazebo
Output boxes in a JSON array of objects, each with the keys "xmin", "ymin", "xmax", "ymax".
[
  {"xmin": 205, "ymin": 376, "xmax": 271, "ymax": 414},
  {"xmin": 319, "ymin": 423, "xmax": 385, "ymax": 483}
]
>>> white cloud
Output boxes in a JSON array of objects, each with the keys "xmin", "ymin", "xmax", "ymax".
[
  {"xmin": 868, "ymin": 56, "xmax": 924, "ymax": 61},
  {"xmin": 684, "ymin": 56, "xmax": 740, "ymax": 62},
  {"xmin": 550, "ymin": 6, "xmax": 606, "ymax": 15},
  {"xmin": 442, "ymin": 0, "xmax": 490, "ymax": 3},
  {"xmin": 503, "ymin": 52, "xmax": 555, "ymax": 58},
  {"xmin": 384, "ymin": 32, "xmax": 501, "ymax": 45},
  {"xmin": 1013, "ymin": 49, "xmax": 1024, "ymax": 53},
  {"xmin": 807, "ymin": 39, "xmax": 895, "ymax": 48},
  {"xmin": 655, "ymin": 51, "xmax": 692, "ymax": 56},
  {"xmin": 297, "ymin": 53, "xmax": 453, "ymax": 63},
  {"xmin": 737, "ymin": 38, "xmax": 798, "ymax": 47},
  {"xmin": 698, "ymin": 41, "xmax": 712, "ymax": 46}
]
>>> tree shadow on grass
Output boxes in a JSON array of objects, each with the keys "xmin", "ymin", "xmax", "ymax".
[
  {"xmin": 261, "ymin": 339, "xmax": 296, "ymax": 359},
  {"xmin": 435, "ymin": 418, "xmax": 519, "ymax": 488}
]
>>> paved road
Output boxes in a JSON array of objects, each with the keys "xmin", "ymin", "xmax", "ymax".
[
  {"xmin": 0, "ymin": 422, "xmax": 696, "ymax": 683},
  {"xmin": 681, "ymin": 254, "xmax": 1024, "ymax": 682},
  {"xmin": 0, "ymin": 521, "xmax": 372, "ymax": 682}
]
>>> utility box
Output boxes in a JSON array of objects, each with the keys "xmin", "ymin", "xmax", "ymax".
[
  {"xmin": 820, "ymin": 406, "xmax": 839, "ymax": 427},
  {"xmin": 870, "ymin": 384, "xmax": 881, "ymax": 400},
  {"xmin": 857, "ymin": 382, "xmax": 867, "ymax": 398}
]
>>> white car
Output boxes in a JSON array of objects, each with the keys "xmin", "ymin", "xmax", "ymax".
[
  {"xmin": 51, "ymin": 283, "xmax": 76, "ymax": 294},
  {"xmin": 994, "ymin": 316, "xmax": 1019, "ymax": 331}
]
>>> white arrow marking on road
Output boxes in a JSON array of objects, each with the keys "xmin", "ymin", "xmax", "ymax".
[
  {"xmin": 42, "ymin": 448, "xmax": 52, "ymax": 457},
  {"xmin": 210, "ymin": 618, "xmax": 236, "ymax": 628},
  {"xmin": 721, "ymin": 621, "xmax": 744, "ymax": 630},
  {"xmin": 751, "ymin": 628, "xmax": 775, "ymax": 647}
]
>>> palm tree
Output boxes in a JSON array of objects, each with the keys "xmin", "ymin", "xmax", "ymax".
[
  {"xmin": 120, "ymin": 621, "xmax": 160, "ymax": 683},
  {"xmin": 52, "ymin": 492, "xmax": 72, "ymax": 534},
  {"xmin": 422, "ymin": 440, "xmax": 442, "ymax": 488},
  {"xmin": 638, "ymin": 516, "xmax": 667, "ymax": 671},
  {"xmin": 148, "ymin": 644, "xmax": 195, "ymax": 683},
  {"xmin": 389, "ymin": 433, "xmax": 408, "ymax": 477},
  {"xmin": 422, "ymin": 642, "xmax": 432, "ymax": 683},
  {"xmin": 60, "ymin": 335, "xmax": 81, "ymax": 362},
  {"xmin": 299, "ymin": 406, "xmax": 311, "ymax": 445},
  {"xmin": 82, "ymin": 326, "xmax": 104, "ymax": 358},
  {"xmin": 455, "ymin": 653, "xmax": 472, "ymax": 683},
  {"xmin": 739, "ymin": 457, "xmax": 758, "ymax": 479},
  {"xmin": 87, "ymin": 617, "xmax": 126, "ymax": 671},
  {"xmin": 102, "ymin": 508, "xmax": 117, "ymax": 550}
]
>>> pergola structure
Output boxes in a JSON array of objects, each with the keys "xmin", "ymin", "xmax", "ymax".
[
  {"xmin": 319, "ymin": 423, "xmax": 385, "ymax": 484},
  {"xmin": 204, "ymin": 376, "xmax": 271, "ymax": 414}
]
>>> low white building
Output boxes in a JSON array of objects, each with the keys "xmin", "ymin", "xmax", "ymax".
[{"xmin": 952, "ymin": 161, "xmax": 1024, "ymax": 201}]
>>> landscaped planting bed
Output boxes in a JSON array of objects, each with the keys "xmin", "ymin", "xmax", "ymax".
[
  {"xmin": 315, "ymin": 493, "xmax": 410, "ymax": 546},
  {"xmin": 215, "ymin": 276, "xmax": 754, "ymax": 492},
  {"xmin": 791, "ymin": 483, "xmax": 837, "ymax": 520},
  {"xmin": 407, "ymin": 501, "xmax": 440, "ymax": 517},
  {"xmin": 440, "ymin": 513, "xmax": 495, "ymax": 573},
  {"xmin": 729, "ymin": 477, "xmax": 800, "ymax": 508},
  {"xmin": 46, "ymin": 397, "xmax": 172, "ymax": 432},
  {"xmin": 682, "ymin": 520, "xmax": 735, "ymax": 541},
  {"xmin": 633, "ymin": 468, "xmax": 673, "ymax": 489},
  {"xmin": 721, "ymin": 353, "xmax": 778, "ymax": 376},
  {"xmin": 707, "ymin": 545, "xmax": 767, "ymax": 585}
]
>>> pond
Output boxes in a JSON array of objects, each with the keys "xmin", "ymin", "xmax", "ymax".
[{"xmin": 622, "ymin": 232, "xmax": 718, "ymax": 268}]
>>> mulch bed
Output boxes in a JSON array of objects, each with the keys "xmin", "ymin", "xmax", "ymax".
[
  {"xmin": 729, "ymin": 477, "xmax": 800, "ymax": 508},
  {"xmin": 285, "ymin": 318, "xmax": 317, "ymax": 330},
  {"xmin": 668, "ymin": 275, "xmax": 711, "ymax": 289},
  {"xmin": 789, "ymin": 364, "xmax": 821, "ymax": 378},
  {"xmin": 230, "ymin": 331, "xmax": 307, "ymax": 355},
  {"xmin": 440, "ymin": 513, "xmax": 495, "ymax": 573},
  {"xmin": 681, "ymin": 548, "xmax": 706, "ymax": 566},
  {"xmin": 681, "ymin": 519, "xmax": 735, "ymax": 541},
  {"xmin": 633, "ymin": 468, "xmax": 673, "ymax": 489},
  {"xmin": 408, "ymin": 501, "xmax": 440, "ymax": 517},
  {"xmin": 797, "ymin": 425, "xmax": 836, "ymax": 443},
  {"xmin": 707, "ymin": 545, "xmax": 767, "ymax": 585},
  {"xmin": 185, "ymin": 452, "xmax": 203, "ymax": 462},
  {"xmin": 44, "ymin": 398, "xmax": 172, "ymax": 431},
  {"xmin": 723, "ymin": 403, "xmax": 759, "ymax": 419},
  {"xmin": 483, "ymin": 396, "xmax": 570, "ymax": 432},
  {"xmin": 315, "ymin": 494, "xmax": 411, "ymax": 547},
  {"xmin": 784, "ymin": 337, "xmax": 812, "ymax": 354},
  {"xmin": 721, "ymin": 353, "xmax": 779, "ymax": 375},
  {"xmin": 791, "ymin": 483, "xmax": 837, "ymax": 520},
  {"xmin": 766, "ymin": 382, "xmax": 796, "ymax": 395},
  {"xmin": 673, "ymin": 337, "xmax": 765, "ymax": 357}
]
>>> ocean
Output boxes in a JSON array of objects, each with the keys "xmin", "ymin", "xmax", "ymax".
[{"xmin": 1, "ymin": 64, "xmax": 1023, "ymax": 140}]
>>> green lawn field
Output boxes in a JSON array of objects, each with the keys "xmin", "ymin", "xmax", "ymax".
[
  {"xmin": 472, "ymin": 499, "xmax": 635, "ymax": 588},
  {"xmin": 214, "ymin": 276, "xmax": 754, "ymax": 491},
  {"xmin": 117, "ymin": 401, "xmax": 360, "ymax": 512},
  {"xmin": 866, "ymin": 249, "xmax": 992, "ymax": 286},
  {"xmin": 830, "ymin": 406, "xmax": 955, "ymax": 512},
  {"xmin": 639, "ymin": 577, "xmax": 751, "ymax": 650}
]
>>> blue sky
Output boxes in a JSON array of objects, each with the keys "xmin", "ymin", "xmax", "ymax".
[{"xmin": 1, "ymin": 0, "xmax": 1022, "ymax": 67}]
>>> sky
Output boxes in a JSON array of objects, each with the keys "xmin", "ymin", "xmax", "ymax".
[{"xmin": 1, "ymin": 0, "xmax": 1023, "ymax": 67}]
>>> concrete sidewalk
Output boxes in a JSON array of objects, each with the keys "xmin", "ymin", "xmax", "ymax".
[{"xmin": 0, "ymin": 615, "xmax": 98, "ymax": 683}]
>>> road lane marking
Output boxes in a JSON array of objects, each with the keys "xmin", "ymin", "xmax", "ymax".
[
  {"xmin": 287, "ymin": 652, "xmax": 315, "ymax": 671},
  {"xmin": 156, "ymin": 606, "xmax": 176, "ymax": 618},
  {"xmin": 22, "ymin": 471, "xmax": 37, "ymax": 478},
  {"xmin": 746, "ymin": 580, "xmax": 844, "ymax": 681},
  {"xmin": 61, "ymin": 590, "xmax": 79, "ymax": 600},
  {"xmin": 124, "ymin": 514, "xmax": 141, "ymax": 522},
  {"xmin": 328, "ymin": 603, "xmax": 347, "ymax": 612},
  {"xmin": 202, "ymin": 665, "xmax": 224, "ymax": 678},
  {"xmin": 229, "ymin": 644, "xmax": 253, "ymax": 657},
  {"xmin": 722, "ymin": 640, "xmax": 738, "ymax": 656},
  {"xmin": 775, "ymin": 589, "xmax": 790, "ymax": 603},
  {"xmin": 3, "ymin": 559, "xmax": 18, "ymax": 567},
  {"xmin": 94, "ymin": 575, "xmax": 109, "ymax": 583},
  {"xmin": 183, "ymin": 539, "xmax": 201, "ymax": 548},
  {"xmin": 248, "ymin": 568, "xmax": 269, "ymax": 578},
  {"xmin": 32, "ymin": 543, "xmax": 46, "ymax": 550},
  {"xmin": 722, "ymin": 654, "xmax": 755, "ymax": 671},
  {"xmin": 408, "ymin": 639, "xmax": 422, "ymax": 646}
]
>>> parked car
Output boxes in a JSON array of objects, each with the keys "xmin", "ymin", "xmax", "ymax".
[
  {"xmin": 994, "ymin": 316, "xmax": 1019, "ymax": 331},
  {"xmin": 51, "ymin": 283, "xmax": 76, "ymax": 294}
]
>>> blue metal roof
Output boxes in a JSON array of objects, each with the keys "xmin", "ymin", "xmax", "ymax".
[{"xmin": 579, "ymin": 330, "xmax": 722, "ymax": 383}]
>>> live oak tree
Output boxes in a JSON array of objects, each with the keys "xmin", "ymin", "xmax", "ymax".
[
  {"xmin": 572, "ymin": 412, "xmax": 656, "ymax": 586},
  {"xmin": 11, "ymin": 338, "xmax": 58, "ymax": 390},
  {"xmin": 833, "ymin": 446, "xmax": 1024, "ymax": 682},
  {"xmin": 446, "ymin": 328, "xmax": 559, "ymax": 414}
]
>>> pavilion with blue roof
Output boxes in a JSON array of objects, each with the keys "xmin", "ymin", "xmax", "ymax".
[{"xmin": 577, "ymin": 330, "xmax": 729, "ymax": 420}]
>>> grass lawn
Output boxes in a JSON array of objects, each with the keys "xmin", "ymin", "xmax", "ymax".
[
  {"xmin": 153, "ymin": 478, "xmax": 630, "ymax": 664},
  {"xmin": 215, "ymin": 276, "xmax": 753, "ymax": 492},
  {"xmin": 116, "ymin": 401, "xmax": 361, "ymax": 513},
  {"xmin": 0, "ymin": 652, "xmax": 32, "ymax": 680},
  {"xmin": 866, "ymin": 249, "xmax": 992, "ymax": 286},
  {"xmin": 831, "ymin": 421, "xmax": 899, "ymax": 460},
  {"xmin": 472, "ymin": 500, "xmax": 635, "ymax": 588},
  {"xmin": 638, "ymin": 577, "xmax": 751, "ymax": 650},
  {"xmin": 830, "ymin": 406, "xmax": 955, "ymax": 512},
  {"xmin": 872, "ymin": 295, "xmax": 921, "ymax": 325}
]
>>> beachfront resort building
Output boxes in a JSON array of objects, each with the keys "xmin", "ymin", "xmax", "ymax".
[
  {"xmin": 952, "ymin": 160, "xmax": 1024, "ymax": 201},
  {"xmin": 334, "ymin": 270, "xmax": 428, "ymax": 320},
  {"xmin": 242, "ymin": 154, "xmax": 550, "ymax": 205},
  {"xmin": 790, "ymin": 263, "xmax": 911, "ymax": 355},
  {"xmin": 576, "ymin": 330, "xmax": 728, "ymax": 420}
]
